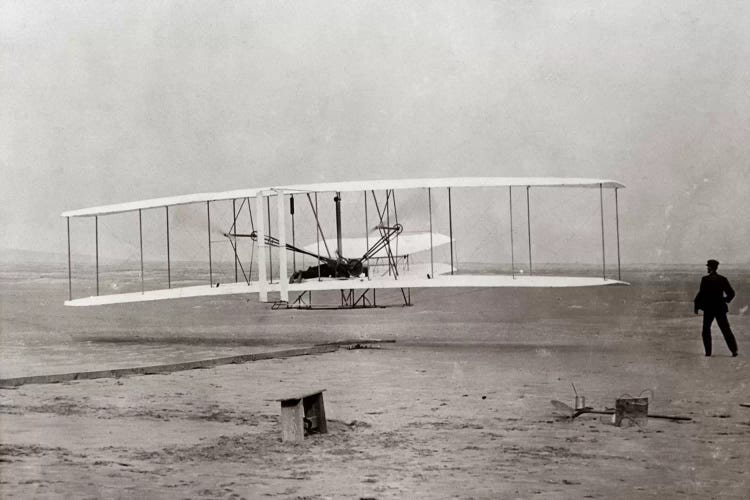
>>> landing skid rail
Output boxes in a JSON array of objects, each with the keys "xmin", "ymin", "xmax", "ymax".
[
  {"xmin": 272, "ymin": 288, "xmax": 412, "ymax": 310},
  {"xmin": 273, "ymin": 290, "xmax": 312, "ymax": 310}
]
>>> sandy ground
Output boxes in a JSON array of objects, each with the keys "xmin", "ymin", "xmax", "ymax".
[{"xmin": 2, "ymin": 265, "xmax": 750, "ymax": 498}]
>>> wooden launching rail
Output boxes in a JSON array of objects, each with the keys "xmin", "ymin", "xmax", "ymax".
[{"xmin": 0, "ymin": 345, "xmax": 339, "ymax": 388}]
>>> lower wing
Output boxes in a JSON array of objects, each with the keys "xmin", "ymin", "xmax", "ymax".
[{"xmin": 65, "ymin": 273, "xmax": 628, "ymax": 306}]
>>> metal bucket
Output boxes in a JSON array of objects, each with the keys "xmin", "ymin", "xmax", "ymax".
[{"xmin": 574, "ymin": 396, "xmax": 586, "ymax": 410}]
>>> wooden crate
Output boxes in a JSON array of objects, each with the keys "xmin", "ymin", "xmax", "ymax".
[{"xmin": 277, "ymin": 390, "xmax": 327, "ymax": 442}]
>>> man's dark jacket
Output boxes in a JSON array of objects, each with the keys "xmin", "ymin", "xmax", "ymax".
[{"xmin": 694, "ymin": 273, "xmax": 735, "ymax": 313}]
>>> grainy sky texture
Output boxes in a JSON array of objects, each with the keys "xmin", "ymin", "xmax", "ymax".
[{"xmin": 2, "ymin": 0, "xmax": 749, "ymax": 264}]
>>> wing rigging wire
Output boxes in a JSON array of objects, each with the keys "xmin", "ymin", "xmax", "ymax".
[
  {"xmin": 306, "ymin": 193, "xmax": 332, "ymax": 259},
  {"xmin": 219, "ymin": 197, "xmax": 256, "ymax": 285},
  {"xmin": 369, "ymin": 190, "xmax": 400, "ymax": 277}
]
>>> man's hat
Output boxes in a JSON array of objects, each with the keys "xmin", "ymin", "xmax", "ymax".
[{"xmin": 707, "ymin": 259, "xmax": 720, "ymax": 268}]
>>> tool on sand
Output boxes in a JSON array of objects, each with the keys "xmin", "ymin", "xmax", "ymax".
[{"xmin": 550, "ymin": 400, "xmax": 691, "ymax": 422}]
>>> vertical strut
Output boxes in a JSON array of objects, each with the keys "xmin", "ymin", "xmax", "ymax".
[
  {"xmin": 246, "ymin": 197, "xmax": 255, "ymax": 231},
  {"xmin": 207, "ymin": 202, "xmax": 212, "ymax": 286},
  {"xmin": 246, "ymin": 198, "xmax": 255, "ymax": 280},
  {"xmin": 386, "ymin": 190, "xmax": 391, "ymax": 276},
  {"xmin": 233, "ymin": 199, "xmax": 238, "ymax": 283},
  {"xmin": 526, "ymin": 186, "xmax": 532, "ymax": 276},
  {"xmin": 67, "ymin": 217, "xmax": 72, "ymax": 300},
  {"xmin": 615, "ymin": 188, "xmax": 621, "ymax": 281},
  {"xmin": 166, "ymin": 206, "xmax": 171, "ymax": 289},
  {"xmin": 139, "ymin": 209, "xmax": 144, "ymax": 293},
  {"xmin": 315, "ymin": 192, "xmax": 320, "ymax": 281},
  {"xmin": 266, "ymin": 197, "xmax": 272, "ymax": 282},
  {"xmin": 95, "ymin": 216, "xmax": 99, "ymax": 296},
  {"xmin": 509, "ymin": 187, "xmax": 515, "ymax": 279},
  {"xmin": 362, "ymin": 189, "xmax": 370, "ymax": 281},
  {"xmin": 276, "ymin": 190, "xmax": 288, "ymax": 302},
  {"xmin": 334, "ymin": 192, "xmax": 343, "ymax": 259},
  {"xmin": 428, "ymin": 187, "xmax": 434, "ymax": 278},
  {"xmin": 391, "ymin": 190, "xmax": 399, "ymax": 259},
  {"xmin": 448, "ymin": 187, "xmax": 454, "ymax": 275},
  {"xmin": 290, "ymin": 195, "xmax": 296, "ymax": 273},
  {"xmin": 599, "ymin": 183, "xmax": 606, "ymax": 280},
  {"xmin": 255, "ymin": 193, "xmax": 268, "ymax": 302}
]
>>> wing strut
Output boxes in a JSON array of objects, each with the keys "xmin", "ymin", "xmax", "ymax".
[
  {"xmin": 428, "ymin": 187, "xmax": 434, "ymax": 278},
  {"xmin": 392, "ymin": 190, "xmax": 400, "ymax": 259},
  {"xmin": 615, "ymin": 187, "xmax": 622, "ymax": 281},
  {"xmin": 67, "ymin": 217, "xmax": 72, "ymax": 300},
  {"xmin": 232, "ymin": 199, "xmax": 238, "ymax": 282},
  {"xmin": 599, "ymin": 183, "xmax": 606, "ymax": 280},
  {"xmin": 364, "ymin": 190, "xmax": 369, "ymax": 278},
  {"xmin": 206, "ymin": 202, "xmax": 212, "ymax": 287},
  {"xmin": 291, "ymin": 195, "xmax": 296, "ymax": 273},
  {"xmin": 139, "ymin": 209, "xmax": 145, "ymax": 293},
  {"xmin": 448, "ymin": 187, "xmax": 454, "ymax": 275},
  {"xmin": 276, "ymin": 190, "xmax": 288, "ymax": 302},
  {"xmin": 166, "ymin": 206, "xmax": 171, "ymax": 289},
  {"xmin": 334, "ymin": 192, "xmax": 343, "ymax": 259},
  {"xmin": 315, "ymin": 193, "xmax": 321, "ymax": 280},
  {"xmin": 266, "ymin": 197, "xmax": 272, "ymax": 282},
  {"xmin": 526, "ymin": 186, "xmax": 532, "ymax": 276},
  {"xmin": 509, "ymin": 187, "xmax": 515, "ymax": 279},
  {"xmin": 246, "ymin": 197, "xmax": 255, "ymax": 281},
  {"xmin": 255, "ymin": 193, "xmax": 268, "ymax": 302},
  {"xmin": 95, "ymin": 215, "xmax": 99, "ymax": 296},
  {"xmin": 384, "ymin": 190, "xmax": 398, "ymax": 277}
]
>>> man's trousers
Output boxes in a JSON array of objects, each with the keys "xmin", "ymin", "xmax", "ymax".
[{"xmin": 702, "ymin": 311, "xmax": 738, "ymax": 356}]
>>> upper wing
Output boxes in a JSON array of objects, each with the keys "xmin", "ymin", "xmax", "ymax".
[{"xmin": 61, "ymin": 177, "xmax": 624, "ymax": 218}]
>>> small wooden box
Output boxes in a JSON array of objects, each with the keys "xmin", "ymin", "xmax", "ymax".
[{"xmin": 277, "ymin": 390, "xmax": 327, "ymax": 442}]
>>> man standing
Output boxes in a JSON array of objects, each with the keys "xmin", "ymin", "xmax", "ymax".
[{"xmin": 694, "ymin": 259, "xmax": 738, "ymax": 357}]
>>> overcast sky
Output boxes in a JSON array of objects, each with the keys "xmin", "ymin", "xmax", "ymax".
[{"xmin": 2, "ymin": 0, "xmax": 749, "ymax": 265}]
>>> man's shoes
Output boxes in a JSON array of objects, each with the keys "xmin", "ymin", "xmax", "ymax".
[
  {"xmin": 732, "ymin": 352, "xmax": 738, "ymax": 357},
  {"xmin": 705, "ymin": 354, "xmax": 711, "ymax": 357}
]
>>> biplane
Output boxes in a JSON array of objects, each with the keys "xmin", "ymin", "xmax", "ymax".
[{"xmin": 62, "ymin": 177, "xmax": 627, "ymax": 308}]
